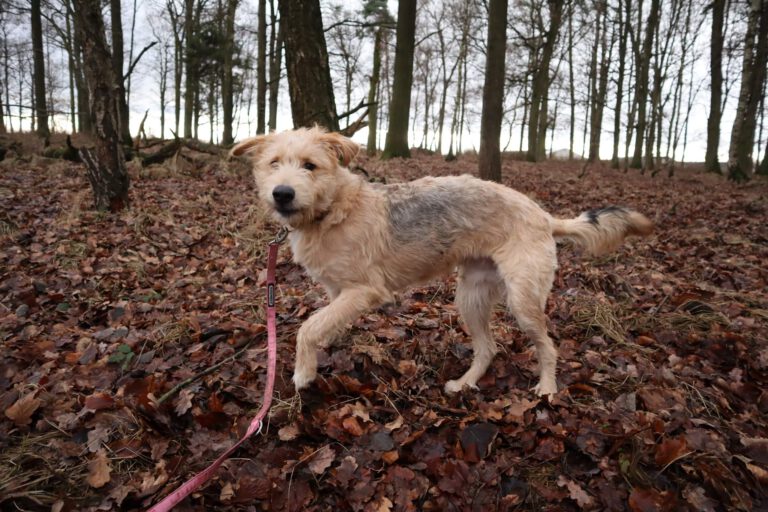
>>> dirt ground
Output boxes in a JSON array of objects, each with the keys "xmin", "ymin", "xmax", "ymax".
[{"xmin": 1, "ymin": 145, "xmax": 767, "ymax": 511}]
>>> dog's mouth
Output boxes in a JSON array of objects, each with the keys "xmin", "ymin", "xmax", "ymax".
[{"xmin": 274, "ymin": 205, "xmax": 299, "ymax": 216}]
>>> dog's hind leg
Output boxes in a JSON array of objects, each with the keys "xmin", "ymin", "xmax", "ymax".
[
  {"xmin": 494, "ymin": 243, "xmax": 559, "ymax": 396},
  {"xmin": 293, "ymin": 287, "xmax": 381, "ymax": 390},
  {"xmin": 445, "ymin": 258, "xmax": 503, "ymax": 394}
]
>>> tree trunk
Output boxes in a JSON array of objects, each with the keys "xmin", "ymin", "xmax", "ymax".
[
  {"xmin": 268, "ymin": 0, "xmax": 283, "ymax": 132},
  {"xmin": 183, "ymin": 0, "xmax": 197, "ymax": 138},
  {"xmin": 221, "ymin": 0, "xmax": 238, "ymax": 145},
  {"xmin": 728, "ymin": 0, "xmax": 768, "ymax": 182},
  {"xmin": 72, "ymin": 0, "xmax": 129, "ymax": 212},
  {"xmin": 630, "ymin": 0, "xmax": 660, "ymax": 168},
  {"xmin": 278, "ymin": 0, "xmax": 338, "ymax": 130},
  {"xmin": 611, "ymin": 0, "xmax": 629, "ymax": 167},
  {"xmin": 382, "ymin": 0, "xmax": 417, "ymax": 159},
  {"xmin": 568, "ymin": 3, "xmax": 575, "ymax": 160},
  {"xmin": 527, "ymin": 0, "xmax": 563, "ymax": 162},
  {"xmin": 367, "ymin": 28, "xmax": 382, "ymax": 155},
  {"xmin": 478, "ymin": 0, "xmax": 508, "ymax": 182},
  {"xmin": 705, "ymin": 0, "xmax": 725, "ymax": 173},
  {"xmin": 110, "ymin": 0, "xmax": 132, "ymax": 145},
  {"xmin": 257, "ymin": 0, "xmax": 267, "ymax": 134},
  {"xmin": 587, "ymin": 1, "xmax": 604, "ymax": 162},
  {"xmin": 31, "ymin": 0, "xmax": 50, "ymax": 140}
]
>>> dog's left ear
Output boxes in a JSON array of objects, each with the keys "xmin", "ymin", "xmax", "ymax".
[
  {"xmin": 322, "ymin": 132, "xmax": 360, "ymax": 167},
  {"xmin": 230, "ymin": 135, "xmax": 268, "ymax": 159}
]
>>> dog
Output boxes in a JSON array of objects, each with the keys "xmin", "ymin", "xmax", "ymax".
[{"xmin": 232, "ymin": 127, "xmax": 653, "ymax": 396}]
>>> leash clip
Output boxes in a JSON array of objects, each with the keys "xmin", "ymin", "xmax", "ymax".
[{"xmin": 271, "ymin": 227, "xmax": 289, "ymax": 245}]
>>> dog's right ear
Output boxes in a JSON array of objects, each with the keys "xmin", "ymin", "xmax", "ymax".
[{"xmin": 230, "ymin": 136, "xmax": 268, "ymax": 159}]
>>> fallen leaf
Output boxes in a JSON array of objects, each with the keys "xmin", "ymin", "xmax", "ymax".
[
  {"xmin": 87, "ymin": 449, "xmax": 112, "ymax": 488},
  {"xmin": 5, "ymin": 393, "xmax": 41, "ymax": 426},
  {"xmin": 278, "ymin": 423, "xmax": 300, "ymax": 441},
  {"xmin": 557, "ymin": 475, "xmax": 594, "ymax": 507},
  {"xmin": 308, "ymin": 445, "xmax": 335, "ymax": 475}
]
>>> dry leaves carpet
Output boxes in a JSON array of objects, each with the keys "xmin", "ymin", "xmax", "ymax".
[{"xmin": 1, "ymin": 150, "xmax": 767, "ymax": 511}]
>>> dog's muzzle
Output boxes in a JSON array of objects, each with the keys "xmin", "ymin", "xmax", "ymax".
[{"xmin": 272, "ymin": 185, "xmax": 297, "ymax": 215}]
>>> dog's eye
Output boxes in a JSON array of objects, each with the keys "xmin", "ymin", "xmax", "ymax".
[
  {"xmin": 270, "ymin": 159, "xmax": 279, "ymax": 167},
  {"xmin": 303, "ymin": 162, "xmax": 316, "ymax": 171}
]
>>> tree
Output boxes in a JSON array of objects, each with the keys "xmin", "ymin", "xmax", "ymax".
[
  {"xmin": 478, "ymin": 0, "xmax": 508, "ymax": 182},
  {"xmin": 382, "ymin": 0, "xmax": 417, "ymax": 159},
  {"xmin": 728, "ymin": 0, "xmax": 768, "ymax": 182},
  {"xmin": 31, "ymin": 0, "xmax": 49, "ymax": 140},
  {"xmin": 526, "ymin": 0, "xmax": 563, "ymax": 162},
  {"xmin": 221, "ymin": 0, "xmax": 239, "ymax": 145},
  {"xmin": 110, "ymin": 0, "xmax": 132, "ymax": 145},
  {"xmin": 705, "ymin": 0, "xmax": 726, "ymax": 173},
  {"xmin": 279, "ymin": 0, "xmax": 338, "ymax": 130},
  {"xmin": 629, "ymin": 0, "xmax": 661, "ymax": 168},
  {"xmin": 72, "ymin": 0, "xmax": 130, "ymax": 212},
  {"xmin": 267, "ymin": 0, "xmax": 283, "ymax": 132},
  {"xmin": 256, "ymin": 0, "xmax": 267, "ymax": 134}
]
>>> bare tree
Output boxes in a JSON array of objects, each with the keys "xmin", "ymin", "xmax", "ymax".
[
  {"xmin": 728, "ymin": 0, "xmax": 768, "ymax": 182},
  {"xmin": 279, "ymin": 0, "xmax": 338, "ymax": 129},
  {"xmin": 72, "ymin": 0, "xmax": 130, "ymax": 211},
  {"xmin": 382, "ymin": 0, "xmax": 416, "ymax": 158},
  {"xmin": 31, "ymin": 0, "xmax": 49, "ymax": 140},
  {"xmin": 478, "ymin": 0, "xmax": 508, "ymax": 181}
]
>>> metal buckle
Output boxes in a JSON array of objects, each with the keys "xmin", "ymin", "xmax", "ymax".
[{"xmin": 271, "ymin": 226, "xmax": 289, "ymax": 245}]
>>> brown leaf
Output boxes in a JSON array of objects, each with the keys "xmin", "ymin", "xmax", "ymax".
[
  {"xmin": 174, "ymin": 388, "xmax": 194, "ymax": 416},
  {"xmin": 654, "ymin": 436, "xmax": 689, "ymax": 467},
  {"xmin": 278, "ymin": 423, "xmax": 300, "ymax": 441},
  {"xmin": 628, "ymin": 487, "xmax": 676, "ymax": 512},
  {"xmin": 84, "ymin": 392, "xmax": 115, "ymax": 411},
  {"xmin": 87, "ymin": 449, "xmax": 112, "ymax": 488},
  {"xmin": 342, "ymin": 416, "xmax": 365, "ymax": 436},
  {"xmin": 308, "ymin": 445, "xmax": 335, "ymax": 475},
  {"xmin": 557, "ymin": 475, "xmax": 594, "ymax": 508},
  {"xmin": 459, "ymin": 422, "xmax": 499, "ymax": 462},
  {"xmin": 5, "ymin": 392, "xmax": 41, "ymax": 426}
]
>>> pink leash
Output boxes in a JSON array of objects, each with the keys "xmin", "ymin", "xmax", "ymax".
[{"xmin": 148, "ymin": 228, "xmax": 286, "ymax": 511}]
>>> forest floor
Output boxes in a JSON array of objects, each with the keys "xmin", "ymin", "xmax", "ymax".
[{"xmin": 1, "ymin": 145, "xmax": 767, "ymax": 511}]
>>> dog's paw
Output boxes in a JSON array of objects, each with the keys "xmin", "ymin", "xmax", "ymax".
[
  {"xmin": 533, "ymin": 381, "xmax": 557, "ymax": 397},
  {"xmin": 292, "ymin": 368, "xmax": 317, "ymax": 391},
  {"xmin": 444, "ymin": 380, "xmax": 478, "ymax": 394}
]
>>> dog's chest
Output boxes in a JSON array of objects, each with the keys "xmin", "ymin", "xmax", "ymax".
[{"xmin": 289, "ymin": 231, "xmax": 361, "ymax": 286}]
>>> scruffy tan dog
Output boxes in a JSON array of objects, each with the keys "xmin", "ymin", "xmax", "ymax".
[{"xmin": 232, "ymin": 127, "xmax": 652, "ymax": 396}]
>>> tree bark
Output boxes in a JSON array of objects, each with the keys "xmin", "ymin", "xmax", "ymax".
[
  {"xmin": 478, "ymin": 0, "xmax": 508, "ymax": 182},
  {"xmin": 31, "ymin": 0, "xmax": 50, "ymax": 140},
  {"xmin": 278, "ymin": 0, "xmax": 338, "ymax": 130},
  {"xmin": 367, "ymin": 28, "xmax": 382, "ymax": 155},
  {"xmin": 728, "ymin": 0, "xmax": 768, "ymax": 182},
  {"xmin": 110, "ymin": 0, "xmax": 132, "ymax": 145},
  {"xmin": 382, "ymin": 0, "xmax": 417, "ymax": 159},
  {"xmin": 72, "ymin": 0, "xmax": 130, "ymax": 212},
  {"xmin": 256, "ymin": 0, "xmax": 267, "ymax": 134},
  {"xmin": 268, "ymin": 0, "xmax": 283, "ymax": 132},
  {"xmin": 527, "ymin": 0, "xmax": 563, "ymax": 162},
  {"xmin": 611, "ymin": 0, "xmax": 629, "ymax": 167},
  {"xmin": 630, "ymin": 0, "xmax": 661, "ymax": 168},
  {"xmin": 183, "ymin": 0, "xmax": 198, "ymax": 138},
  {"xmin": 705, "ymin": 0, "xmax": 725, "ymax": 173},
  {"xmin": 221, "ymin": 0, "xmax": 238, "ymax": 145}
]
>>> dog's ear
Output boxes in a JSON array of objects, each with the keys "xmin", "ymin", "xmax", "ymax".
[
  {"xmin": 322, "ymin": 132, "xmax": 360, "ymax": 167},
  {"xmin": 230, "ymin": 135, "xmax": 268, "ymax": 158}
]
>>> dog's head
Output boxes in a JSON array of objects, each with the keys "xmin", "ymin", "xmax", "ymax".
[{"xmin": 232, "ymin": 127, "xmax": 360, "ymax": 228}]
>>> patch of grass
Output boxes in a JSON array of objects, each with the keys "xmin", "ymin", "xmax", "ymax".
[
  {"xmin": 55, "ymin": 240, "xmax": 88, "ymax": 270},
  {"xmin": 0, "ymin": 431, "xmax": 88, "ymax": 509},
  {"xmin": 572, "ymin": 298, "xmax": 628, "ymax": 344}
]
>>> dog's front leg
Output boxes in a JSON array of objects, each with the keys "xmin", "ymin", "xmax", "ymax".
[{"xmin": 293, "ymin": 287, "xmax": 381, "ymax": 390}]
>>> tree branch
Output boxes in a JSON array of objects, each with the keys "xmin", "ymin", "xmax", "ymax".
[{"xmin": 123, "ymin": 41, "xmax": 158, "ymax": 81}]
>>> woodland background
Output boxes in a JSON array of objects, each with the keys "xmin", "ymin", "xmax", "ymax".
[{"xmin": 1, "ymin": 0, "xmax": 768, "ymax": 179}]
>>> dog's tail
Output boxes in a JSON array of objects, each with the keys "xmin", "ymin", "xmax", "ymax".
[{"xmin": 551, "ymin": 206, "xmax": 653, "ymax": 256}]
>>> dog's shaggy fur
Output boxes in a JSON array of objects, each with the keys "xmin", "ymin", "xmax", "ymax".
[{"xmin": 233, "ymin": 127, "xmax": 653, "ymax": 396}]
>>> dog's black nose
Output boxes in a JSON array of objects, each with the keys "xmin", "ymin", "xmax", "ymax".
[{"xmin": 272, "ymin": 185, "xmax": 295, "ymax": 205}]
